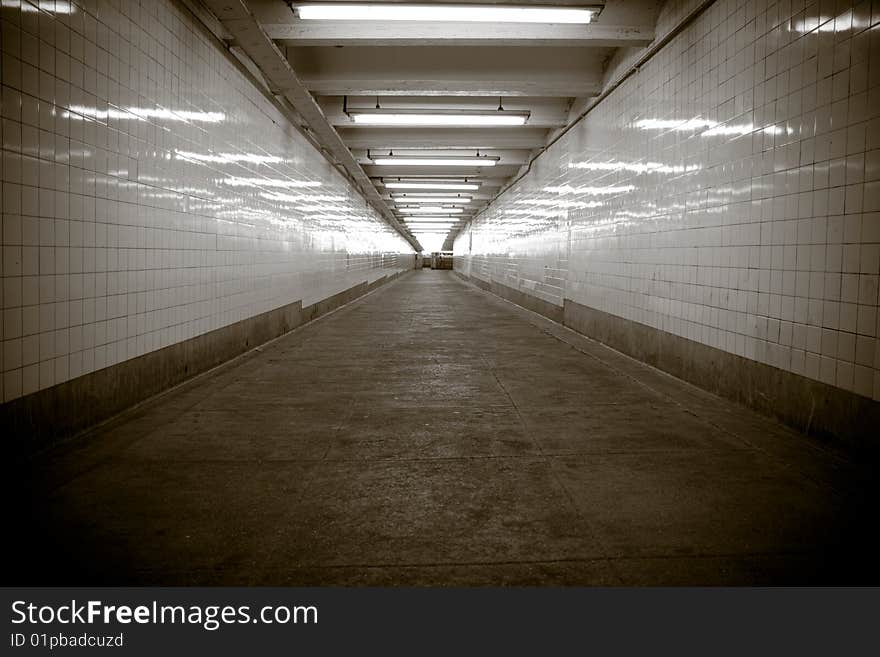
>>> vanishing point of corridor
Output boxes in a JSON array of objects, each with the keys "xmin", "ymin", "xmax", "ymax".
[{"xmin": 12, "ymin": 271, "xmax": 874, "ymax": 586}]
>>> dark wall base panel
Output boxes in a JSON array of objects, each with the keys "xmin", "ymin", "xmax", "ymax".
[
  {"xmin": 563, "ymin": 299, "xmax": 879, "ymax": 450},
  {"xmin": 4, "ymin": 270, "xmax": 407, "ymax": 457},
  {"xmin": 453, "ymin": 271, "xmax": 563, "ymax": 323},
  {"xmin": 455, "ymin": 271, "xmax": 878, "ymax": 451}
]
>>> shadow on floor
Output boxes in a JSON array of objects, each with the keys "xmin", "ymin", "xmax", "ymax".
[{"xmin": 7, "ymin": 271, "xmax": 879, "ymax": 585}]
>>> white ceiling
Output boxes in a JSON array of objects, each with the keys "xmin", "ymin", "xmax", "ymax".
[{"xmin": 202, "ymin": 0, "xmax": 663, "ymax": 251}]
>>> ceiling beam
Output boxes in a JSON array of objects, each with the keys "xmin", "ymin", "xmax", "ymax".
[
  {"xmin": 302, "ymin": 79, "xmax": 601, "ymax": 98},
  {"xmin": 318, "ymin": 96, "xmax": 570, "ymax": 129},
  {"xmin": 198, "ymin": 0, "xmax": 421, "ymax": 251},
  {"xmin": 363, "ymin": 164, "xmax": 521, "ymax": 177},
  {"xmin": 352, "ymin": 149, "xmax": 531, "ymax": 166},
  {"xmin": 373, "ymin": 178, "xmax": 505, "ymax": 194},
  {"xmin": 338, "ymin": 127, "xmax": 550, "ymax": 150},
  {"xmin": 265, "ymin": 21, "xmax": 655, "ymax": 47},
  {"xmin": 381, "ymin": 192, "xmax": 496, "ymax": 201},
  {"xmin": 285, "ymin": 46, "xmax": 604, "ymax": 98}
]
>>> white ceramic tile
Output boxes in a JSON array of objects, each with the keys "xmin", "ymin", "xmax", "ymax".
[
  {"xmin": 455, "ymin": 0, "xmax": 880, "ymax": 401},
  {"xmin": 0, "ymin": 0, "xmax": 413, "ymax": 403}
]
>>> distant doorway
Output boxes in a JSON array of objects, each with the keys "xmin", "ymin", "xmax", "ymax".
[{"xmin": 430, "ymin": 251, "xmax": 453, "ymax": 269}]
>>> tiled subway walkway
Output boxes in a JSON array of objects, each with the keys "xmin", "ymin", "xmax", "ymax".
[{"xmin": 11, "ymin": 271, "xmax": 878, "ymax": 585}]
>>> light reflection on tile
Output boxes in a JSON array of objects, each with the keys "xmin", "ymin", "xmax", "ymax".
[
  {"xmin": 0, "ymin": 0, "xmax": 413, "ymax": 402},
  {"xmin": 455, "ymin": 0, "xmax": 880, "ymax": 401}
]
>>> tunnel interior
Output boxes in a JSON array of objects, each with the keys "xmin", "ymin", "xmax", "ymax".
[{"xmin": 2, "ymin": 0, "xmax": 879, "ymax": 586}]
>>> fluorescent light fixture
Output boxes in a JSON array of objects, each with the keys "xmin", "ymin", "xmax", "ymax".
[
  {"xmin": 391, "ymin": 197, "xmax": 470, "ymax": 204},
  {"xmin": 384, "ymin": 182, "xmax": 479, "ymax": 191},
  {"xmin": 295, "ymin": 4, "xmax": 596, "ymax": 23},
  {"xmin": 392, "ymin": 193, "xmax": 471, "ymax": 199},
  {"xmin": 373, "ymin": 156, "xmax": 497, "ymax": 167},
  {"xmin": 350, "ymin": 110, "xmax": 528, "ymax": 127},
  {"xmin": 403, "ymin": 215, "xmax": 464, "ymax": 224},
  {"xmin": 404, "ymin": 220, "xmax": 462, "ymax": 224},
  {"xmin": 400, "ymin": 206, "xmax": 464, "ymax": 214},
  {"xmin": 403, "ymin": 217, "xmax": 464, "ymax": 224}
]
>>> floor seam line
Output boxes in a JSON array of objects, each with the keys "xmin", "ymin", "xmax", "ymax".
[
  {"xmin": 457, "ymin": 273, "xmax": 854, "ymax": 495},
  {"xmin": 478, "ymin": 350, "xmax": 623, "ymax": 584}
]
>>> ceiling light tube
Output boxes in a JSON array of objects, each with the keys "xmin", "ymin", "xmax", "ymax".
[
  {"xmin": 403, "ymin": 220, "xmax": 465, "ymax": 224},
  {"xmin": 392, "ymin": 193, "xmax": 471, "ymax": 199},
  {"xmin": 400, "ymin": 206, "xmax": 464, "ymax": 214},
  {"xmin": 373, "ymin": 156, "xmax": 497, "ymax": 166},
  {"xmin": 391, "ymin": 197, "xmax": 470, "ymax": 204},
  {"xmin": 403, "ymin": 215, "xmax": 464, "ymax": 224},
  {"xmin": 295, "ymin": 4, "xmax": 597, "ymax": 24},
  {"xmin": 350, "ymin": 111, "xmax": 528, "ymax": 127},
  {"xmin": 384, "ymin": 182, "xmax": 479, "ymax": 191},
  {"xmin": 404, "ymin": 221, "xmax": 461, "ymax": 225},
  {"xmin": 404, "ymin": 217, "xmax": 464, "ymax": 221}
]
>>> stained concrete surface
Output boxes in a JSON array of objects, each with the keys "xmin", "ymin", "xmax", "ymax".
[{"xmin": 8, "ymin": 270, "xmax": 879, "ymax": 585}]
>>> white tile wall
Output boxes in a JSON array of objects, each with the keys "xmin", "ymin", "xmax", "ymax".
[
  {"xmin": 455, "ymin": 0, "xmax": 880, "ymax": 400},
  {"xmin": 0, "ymin": 0, "xmax": 413, "ymax": 403}
]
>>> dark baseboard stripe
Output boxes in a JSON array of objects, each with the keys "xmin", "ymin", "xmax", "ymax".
[
  {"xmin": 3, "ymin": 269, "xmax": 408, "ymax": 456},
  {"xmin": 453, "ymin": 271, "xmax": 564, "ymax": 323},
  {"xmin": 454, "ymin": 270, "xmax": 879, "ymax": 451}
]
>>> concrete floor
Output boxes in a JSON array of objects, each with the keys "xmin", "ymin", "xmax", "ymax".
[{"xmin": 10, "ymin": 271, "xmax": 878, "ymax": 585}]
